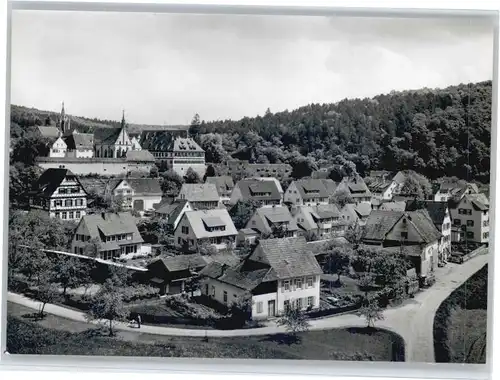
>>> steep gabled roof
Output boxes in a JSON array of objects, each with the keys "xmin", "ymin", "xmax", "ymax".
[
  {"xmin": 155, "ymin": 200, "xmax": 189, "ymax": 224},
  {"xmin": 178, "ymin": 183, "xmax": 220, "ymax": 203},
  {"xmin": 200, "ymin": 262, "xmax": 269, "ymax": 291},
  {"xmin": 205, "ymin": 176, "xmax": 235, "ymax": 195},
  {"xmin": 464, "ymin": 193, "xmax": 489, "ymax": 211},
  {"xmin": 236, "ymin": 179, "xmax": 281, "ymax": 201},
  {"xmin": 379, "ymin": 201, "xmax": 407, "ymax": 212},
  {"xmin": 93, "ymin": 127, "xmax": 122, "ymax": 145},
  {"xmin": 362, "ymin": 210, "xmax": 404, "ymax": 241},
  {"xmin": 405, "ymin": 200, "xmax": 448, "ymax": 226},
  {"xmin": 168, "ymin": 137, "xmax": 204, "ymax": 153},
  {"xmin": 64, "ymin": 133, "xmax": 94, "ymax": 150},
  {"xmin": 249, "ymin": 237, "xmax": 323, "ymax": 281},
  {"xmin": 181, "ymin": 209, "xmax": 238, "ymax": 239},
  {"xmin": 36, "ymin": 126, "xmax": 60, "ymax": 140},
  {"xmin": 292, "ymin": 179, "xmax": 331, "ymax": 200},
  {"xmin": 148, "ymin": 254, "xmax": 207, "ymax": 273},
  {"xmin": 139, "ymin": 130, "xmax": 187, "ymax": 151},
  {"xmin": 29, "ymin": 168, "xmax": 83, "ymax": 197},
  {"xmin": 81, "ymin": 212, "xmax": 143, "ymax": 245},
  {"xmin": 251, "ymin": 206, "xmax": 299, "ymax": 233}
]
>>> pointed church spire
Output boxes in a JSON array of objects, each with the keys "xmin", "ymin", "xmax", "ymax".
[
  {"xmin": 61, "ymin": 101, "xmax": 65, "ymax": 116},
  {"xmin": 121, "ymin": 109, "xmax": 126, "ymax": 129}
]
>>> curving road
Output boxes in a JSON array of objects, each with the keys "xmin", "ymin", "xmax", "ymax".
[{"xmin": 7, "ymin": 248, "xmax": 488, "ymax": 363}]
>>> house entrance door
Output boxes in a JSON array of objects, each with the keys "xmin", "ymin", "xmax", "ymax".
[
  {"xmin": 267, "ymin": 300, "xmax": 276, "ymax": 317},
  {"xmin": 133, "ymin": 199, "xmax": 144, "ymax": 211}
]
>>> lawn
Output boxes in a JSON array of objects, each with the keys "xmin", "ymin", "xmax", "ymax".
[
  {"xmin": 446, "ymin": 307, "xmax": 487, "ymax": 363},
  {"xmin": 7, "ymin": 302, "xmax": 404, "ymax": 361},
  {"xmin": 434, "ymin": 264, "xmax": 488, "ymax": 364}
]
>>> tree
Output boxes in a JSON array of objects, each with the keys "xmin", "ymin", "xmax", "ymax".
[
  {"xmin": 53, "ymin": 256, "xmax": 90, "ymax": 297},
  {"xmin": 357, "ymin": 296, "xmax": 384, "ymax": 328},
  {"xmin": 329, "ymin": 190, "xmax": 353, "ymax": 208},
  {"xmin": 11, "ymin": 128, "xmax": 51, "ymax": 166},
  {"xmin": 197, "ymin": 240, "xmax": 218, "ymax": 256},
  {"xmin": 184, "ymin": 261, "xmax": 200, "ymax": 298},
  {"xmin": 399, "ymin": 170, "xmax": 433, "ymax": 199},
  {"xmin": 204, "ymin": 165, "xmax": 216, "ymax": 180},
  {"xmin": 9, "ymin": 163, "xmax": 42, "ymax": 207},
  {"xmin": 35, "ymin": 280, "xmax": 60, "ymax": 320},
  {"xmin": 229, "ymin": 292, "xmax": 253, "ymax": 323},
  {"xmin": 277, "ymin": 305, "xmax": 311, "ymax": 340},
  {"xmin": 229, "ymin": 199, "xmax": 262, "ymax": 229},
  {"xmin": 184, "ymin": 167, "xmax": 201, "ymax": 184},
  {"xmin": 160, "ymin": 169, "xmax": 184, "ymax": 197},
  {"xmin": 344, "ymin": 223, "xmax": 363, "ymax": 247},
  {"xmin": 324, "ymin": 247, "xmax": 351, "ymax": 283},
  {"xmin": 86, "ymin": 278, "xmax": 128, "ymax": 336},
  {"xmin": 189, "ymin": 113, "xmax": 202, "ymax": 138}
]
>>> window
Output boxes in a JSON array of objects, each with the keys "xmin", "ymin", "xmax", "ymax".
[
  {"xmin": 55, "ymin": 212, "xmax": 60, "ymax": 218},
  {"xmin": 307, "ymin": 296, "xmax": 314, "ymax": 307},
  {"xmin": 467, "ymin": 220, "xmax": 474, "ymax": 227},
  {"xmin": 483, "ymin": 220, "xmax": 489, "ymax": 227},
  {"xmin": 211, "ymin": 286, "xmax": 215, "ymax": 297},
  {"xmin": 182, "ymin": 226, "xmax": 189, "ymax": 234},
  {"xmin": 65, "ymin": 199, "xmax": 72, "ymax": 207},
  {"xmin": 178, "ymin": 237, "xmax": 182, "ymax": 244},
  {"xmin": 126, "ymin": 234, "xmax": 132, "ymax": 240},
  {"xmin": 62, "ymin": 212, "xmax": 67, "ymax": 220},
  {"xmin": 59, "ymin": 188, "xmax": 67, "ymax": 194},
  {"xmin": 295, "ymin": 278, "xmax": 302, "ymax": 289},
  {"xmin": 297, "ymin": 298, "xmax": 303, "ymax": 309},
  {"xmin": 69, "ymin": 211, "xmax": 74, "ymax": 219},
  {"xmin": 466, "ymin": 231, "xmax": 474, "ymax": 239},
  {"xmin": 400, "ymin": 232, "xmax": 408, "ymax": 239},
  {"xmin": 283, "ymin": 280, "xmax": 290, "ymax": 291},
  {"xmin": 483, "ymin": 232, "xmax": 489, "ymax": 239},
  {"xmin": 453, "ymin": 219, "xmax": 460, "ymax": 226},
  {"xmin": 223, "ymin": 291, "xmax": 228, "ymax": 304},
  {"xmin": 76, "ymin": 211, "xmax": 81, "ymax": 219},
  {"xmin": 307, "ymin": 277, "xmax": 313, "ymax": 288},
  {"xmin": 257, "ymin": 302, "xmax": 263, "ymax": 313}
]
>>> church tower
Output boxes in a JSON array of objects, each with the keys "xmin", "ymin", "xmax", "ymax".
[{"xmin": 57, "ymin": 101, "xmax": 71, "ymax": 135}]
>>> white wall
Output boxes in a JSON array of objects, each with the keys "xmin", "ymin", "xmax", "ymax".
[
  {"xmin": 49, "ymin": 137, "xmax": 67, "ymax": 158},
  {"xmin": 276, "ymin": 275, "xmax": 321, "ymax": 314},
  {"xmin": 38, "ymin": 160, "xmax": 153, "ymax": 176},
  {"xmin": 202, "ymin": 278, "xmax": 246, "ymax": 306},
  {"xmin": 252, "ymin": 292, "xmax": 278, "ymax": 320}
]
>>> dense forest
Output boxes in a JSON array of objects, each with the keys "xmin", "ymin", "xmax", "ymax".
[
  {"xmin": 190, "ymin": 81, "xmax": 492, "ymax": 183},
  {"xmin": 10, "ymin": 80, "xmax": 492, "ymax": 183}
]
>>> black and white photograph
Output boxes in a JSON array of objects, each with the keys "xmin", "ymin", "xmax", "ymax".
[{"xmin": 4, "ymin": 9, "xmax": 494, "ymax": 365}]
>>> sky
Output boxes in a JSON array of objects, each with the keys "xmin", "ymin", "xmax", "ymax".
[{"xmin": 10, "ymin": 11, "xmax": 495, "ymax": 125}]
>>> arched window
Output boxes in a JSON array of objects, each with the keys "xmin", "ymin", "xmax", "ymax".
[
  {"xmin": 104, "ymin": 149, "xmax": 108, "ymax": 158},
  {"xmin": 108, "ymin": 148, "xmax": 113, "ymax": 158}
]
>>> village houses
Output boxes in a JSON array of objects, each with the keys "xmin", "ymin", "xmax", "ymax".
[
  {"xmin": 176, "ymin": 183, "xmax": 222, "ymax": 210},
  {"xmin": 71, "ymin": 211, "xmax": 147, "ymax": 260},
  {"xmin": 405, "ymin": 200, "xmax": 452, "ymax": 264},
  {"xmin": 164, "ymin": 137, "xmax": 206, "ymax": 178},
  {"xmin": 340, "ymin": 202, "xmax": 372, "ymax": 227},
  {"xmin": 174, "ymin": 208, "xmax": 238, "ymax": 252},
  {"xmin": 284, "ymin": 178, "xmax": 337, "ymax": 206},
  {"xmin": 361, "ymin": 209, "xmax": 443, "ymax": 286},
  {"xmin": 230, "ymin": 178, "xmax": 282, "ymax": 206},
  {"xmin": 28, "ymin": 168, "xmax": 88, "ymax": 221},
  {"xmin": 434, "ymin": 181, "xmax": 479, "ymax": 202},
  {"xmin": 245, "ymin": 205, "xmax": 299, "ymax": 238},
  {"xmin": 200, "ymin": 237, "xmax": 323, "ymax": 320},
  {"xmin": 291, "ymin": 204, "xmax": 346, "ymax": 239},
  {"xmin": 155, "ymin": 200, "xmax": 192, "ymax": 232},
  {"xmin": 112, "ymin": 178, "xmax": 162, "ymax": 215},
  {"xmin": 448, "ymin": 193, "xmax": 489, "ymax": 244},
  {"xmin": 205, "ymin": 176, "xmax": 235, "ymax": 205},
  {"xmin": 333, "ymin": 175, "xmax": 372, "ymax": 204}
]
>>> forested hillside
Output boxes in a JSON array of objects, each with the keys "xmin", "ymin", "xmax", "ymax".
[
  {"xmin": 10, "ymin": 80, "xmax": 492, "ymax": 183},
  {"xmin": 190, "ymin": 81, "xmax": 492, "ymax": 183}
]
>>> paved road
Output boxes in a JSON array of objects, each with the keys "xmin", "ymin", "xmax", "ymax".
[{"xmin": 7, "ymin": 248, "xmax": 488, "ymax": 363}]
